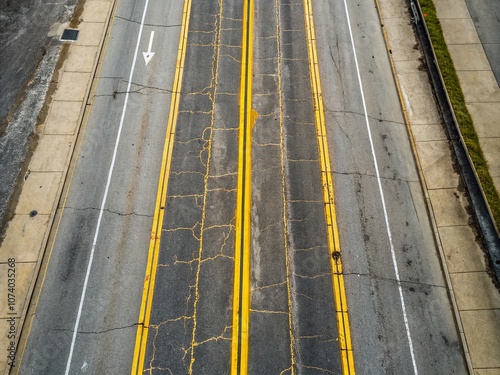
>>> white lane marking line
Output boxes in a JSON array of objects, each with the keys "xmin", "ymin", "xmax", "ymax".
[
  {"xmin": 64, "ymin": 0, "xmax": 151, "ymax": 373},
  {"xmin": 143, "ymin": 30, "xmax": 155, "ymax": 65},
  {"xmin": 340, "ymin": 0, "xmax": 419, "ymax": 373}
]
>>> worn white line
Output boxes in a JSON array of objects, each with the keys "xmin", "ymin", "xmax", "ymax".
[
  {"xmin": 340, "ymin": 0, "xmax": 419, "ymax": 373},
  {"xmin": 64, "ymin": 0, "xmax": 151, "ymax": 373}
]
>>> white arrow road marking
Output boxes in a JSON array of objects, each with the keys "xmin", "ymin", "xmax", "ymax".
[{"xmin": 143, "ymin": 30, "xmax": 155, "ymax": 65}]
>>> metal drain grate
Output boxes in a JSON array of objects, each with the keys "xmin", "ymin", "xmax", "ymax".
[{"xmin": 61, "ymin": 29, "xmax": 79, "ymax": 41}]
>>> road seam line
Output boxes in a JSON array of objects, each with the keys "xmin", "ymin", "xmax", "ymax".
[
  {"xmin": 340, "ymin": 0, "xmax": 418, "ymax": 373},
  {"xmin": 130, "ymin": 0, "xmax": 193, "ymax": 373},
  {"xmin": 275, "ymin": 0, "xmax": 297, "ymax": 372},
  {"xmin": 302, "ymin": 0, "xmax": 355, "ymax": 373},
  {"xmin": 231, "ymin": 0, "xmax": 254, "ymax": 372}
]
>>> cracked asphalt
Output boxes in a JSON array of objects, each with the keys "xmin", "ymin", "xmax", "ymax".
[
  {"xmin": 18, "ymin": 0, "xmax": 469, "ymax": 373},
  {"xmin": 142, "ymin": 1, "xmax": 340, "ymax": 373},
  {"xmin": 143, "ymin": 2, "xmax": 240, "ymax": 373}
]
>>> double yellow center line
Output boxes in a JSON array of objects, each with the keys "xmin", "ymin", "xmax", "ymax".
[
  {"xmin": 230, "ymin": 0, "xmax": 254, "ymax": 373},
  {"xmin": 303, "ymin": 0, "xmax": 355, "ymax": 373}
]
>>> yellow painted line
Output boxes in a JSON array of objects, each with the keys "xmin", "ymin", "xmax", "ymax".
[
  {"xmin": 302, "ymin": 0, "xmax": 355, "ymax": 373},
  {"xmin": 231, "ymin": 0, "xmax": 254, "ymax": 373},
  {"xmin": 130, "ymin": 0, "xmax": 192, "ymax": 373}
]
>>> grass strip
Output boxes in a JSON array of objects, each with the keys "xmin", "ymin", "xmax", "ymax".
[{"xmin": 419, "ymin": 0, "xmax": 500, "ymax": 230}]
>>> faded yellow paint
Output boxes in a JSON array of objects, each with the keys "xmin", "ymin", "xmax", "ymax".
[{"xmin": 302, "ymin": 0, "xmax": 356, "ymax": 373}]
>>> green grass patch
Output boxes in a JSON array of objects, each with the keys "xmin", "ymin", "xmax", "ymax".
[{"xmin": 419, "ymin": 0, "xmax": 500, "ymax": 229}]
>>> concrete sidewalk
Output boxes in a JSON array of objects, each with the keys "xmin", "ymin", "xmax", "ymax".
[
  {"xmin": 0, "ymin": 0, "xmax": 115, "ymax": 373},
  {"xmin": 378, "ymin": 0, "xmax": 500, "ymax": 372},
  {"xmin": 434, "ymin": 0, "xmax": 500, "ymax": 371},
  {"xmin": 436, "ymin": 0, "xmax": 500, "ymax": 195}
]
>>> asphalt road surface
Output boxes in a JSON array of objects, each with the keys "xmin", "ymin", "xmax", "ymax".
[{"xmin": 17, "ymin": 0, "xmax": 469, "ymax": 374}]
